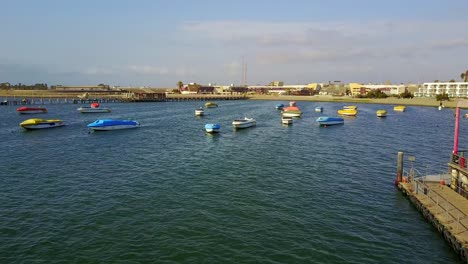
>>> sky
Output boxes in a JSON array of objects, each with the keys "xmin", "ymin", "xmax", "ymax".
[{"xmin": 1, "ymin": 0, "xmax": 468, "ymax": 87}]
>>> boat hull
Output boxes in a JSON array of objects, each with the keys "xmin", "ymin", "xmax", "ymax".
[
  {"xmin": 337, "ymin": 109, "xmax": 357, "ymax": 116},
  {"xmin": 16, "ymin": 107, "xmax": 47, "ymax": 114},
  {"xmin": 205, "ymin": 124, "xmax": 220, "ymax": 133},
  {"xmin": 87, "ymin": 119, "xmax": 140, "ymax": 131},
  {"xmin": 316, "ymin": 117, "xmax": 344, "ymax": 126},
  {"xmin": 376, "ymin": 110, "xmax": 387, "ymax": 117},
  {"xmin": 195, "ymin": 110, "xmax": 204, "ymax": 116},
  {"xmin": 282, "ymin": 118, "xmax": 293, "ymax": 125},
  {"xmin": 315, "ymin": 107, "xmax": 323, "ymax": 112},
  {"xmin": 394, "ymin": 106, "xmax": 406, "ymax": 112},
  {"xmin": 78, "ymin": 107, "xmax": 111, "ymax": 113},
  {"xmin": 20, "ymin": 119, "xmax": 64, "ymax": 130},
  {"xmin": 232, "ymin": 118, "xmax": 256, "ymax": 129},
  {"xmin": 282, "ymin": 111, "xmax": 302, "ymax": 117}
]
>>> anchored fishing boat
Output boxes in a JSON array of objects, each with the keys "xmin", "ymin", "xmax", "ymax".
[
  {"xmin": 205, "ymin": 123, "xmax": 220, "ymax": 133},
  {"xmin": 316, "ymin": 116, "xmax": 344, "ymax": 126},
  {"xmin": 282, "ymin": 106, "xmax": 303, "ymax": 117},
  {"xmin": 87, "ymin": 119, "xmax": 140, "ymax": 131},
  {"xmin": 16, "ymin": 106, "xmax": 47, "ymax": 114},
  {"xmin": 275, "ymin": 103, "xmax": 284, "ymax": 110},
  {"xmin": 20, "ymin": 118, "xmax": 64, "ymax": 130},
  {"xmin": 315, "ymin": 106, "xmax": 323, "ymax": 112}
]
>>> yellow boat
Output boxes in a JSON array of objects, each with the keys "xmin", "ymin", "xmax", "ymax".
[
  {"xmin": 205, "ymin": 102, "xmax": 218, "ymax": 108},
  {"xmin": 394, "ymin": 105, "xmax": 406, "ymax": 112},
  {"xmin": 337, "ymin": 109, "xmax": 358, "ymax": 116},
  {"xmin": 20, "ymin": 118, "xmax": 65, "ymax": 130},
  {"xmin": 376, "ymin": 110, "xmax": 387, "ymax": 117},
  {"xmin": 343, "ymin": 105, "xmax": 358, "ymax": 110}
]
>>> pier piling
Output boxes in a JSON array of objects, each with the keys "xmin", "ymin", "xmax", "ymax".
[{"xmin": 396, "ymin": 151, "xmax": 404, "ymax": 185}]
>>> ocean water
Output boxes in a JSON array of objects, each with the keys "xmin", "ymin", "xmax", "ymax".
[{"xmin": 0, "ymin": 100, "xmax": 465, "ymax": 263}]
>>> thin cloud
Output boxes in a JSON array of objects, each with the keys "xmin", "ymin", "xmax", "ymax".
[{"xmin": 127, "ymin": 65, "xmax": 169, "ymax": 75}]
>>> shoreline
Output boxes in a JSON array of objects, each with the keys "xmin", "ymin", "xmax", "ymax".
[
  {"xmin": 0, "ymin": 90, "xmax": 464, "ymax": 108},
  {"xmin": 247, "ymin": 94, "xmax": 460, "ymax": 108}
]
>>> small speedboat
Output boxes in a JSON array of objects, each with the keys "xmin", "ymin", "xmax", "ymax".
[
  {"xmin": 195, "ymin": 107, "xmax": 205, "ymax": 116},
  {"xmin": 20, "ymin": 118, "xmax": 64, "ymax": 130},
  {"xmin": 205, "ymin": 102, "xmax": 218, "ymax": 108},
  {"xmin": 316, "ymin": 116, "xmax": 344, "ymax": 126},
  {"xmin": 376, "ymin": 110, "xmax": 387, "ymax": 117},
  {"xmin": 394, "ymin": 105, "xmax": 406, "ymax": 112},
  {"xmin": 232, "ymin": 117, "xmax": 256, "ymax": 129},
  {"xmin": 275, "ymin": 104, "xmax": 284, "ymax": 110},
  {"xmin": 77, "ymin": 106, "xmax": 111, "ymax": 113},
  {"xmin": 205, "ymin": 123, "xmax": 220, "ymax": 133},
  {"xmin": 289, "ymin": 101, "xmax": 297, "ymax": 107},
  {"xmin": 315, "ymin": 106, "xmax": 323, "ymax": 112},
  {"xmin": 281, "ymin": 116, "xmax": 293, "ymax": 125},
  {"xmin": 87, "ymin": 119, "xmax": 140, "ymax": 131},
  {"xmin": 337, "ymin": 109, "xmax": 357, "ymax": 116},
  {"xmin": 16, "ymin": 106, "xmax": 47, "ymax": 114}
]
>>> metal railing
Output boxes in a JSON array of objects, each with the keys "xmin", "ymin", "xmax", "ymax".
[{"xmin": 411, "ymin": 175, "xmax": 468, "ymax": 235}]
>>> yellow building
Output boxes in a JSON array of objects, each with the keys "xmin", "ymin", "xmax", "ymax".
[{"xmin": 349, "ymin": 83, "xmax": 364, "ymax": 96}]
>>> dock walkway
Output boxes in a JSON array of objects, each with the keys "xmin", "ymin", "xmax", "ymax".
[{"xmin": 400, "ymin": 180, "xmax": 468, "ymax": 260}]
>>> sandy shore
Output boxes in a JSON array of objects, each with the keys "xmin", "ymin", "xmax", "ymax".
[{"xmin": 247, "ymin": 94, "xmax": 461, "ymax": 108}]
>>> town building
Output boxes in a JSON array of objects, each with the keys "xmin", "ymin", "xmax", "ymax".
[{"xmin": 415, "ymin": 82, "xmax": 468, "ymax": 98}]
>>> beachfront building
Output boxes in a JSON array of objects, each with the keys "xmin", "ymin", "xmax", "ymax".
[
  {"xmin": 349, "ymin": 83, "xmax": 406, "ymax": 96},
  {"xmin": 415, "ymin": 82, "xmax": 468, "ymax": 98}
]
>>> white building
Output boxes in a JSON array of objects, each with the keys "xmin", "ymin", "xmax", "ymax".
[{"xmin": 415, "ymin": 82, "xmax": 468, "ymax": 98}]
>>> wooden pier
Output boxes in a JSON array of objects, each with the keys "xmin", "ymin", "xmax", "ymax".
[{"xmin": 397, "ymin": 152, "xmax": 468, "ymax": 263}]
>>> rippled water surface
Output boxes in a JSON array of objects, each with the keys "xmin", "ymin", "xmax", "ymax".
[{"xmin": 0, "ymin": 100, "xmax": 465, "ymax": 263}]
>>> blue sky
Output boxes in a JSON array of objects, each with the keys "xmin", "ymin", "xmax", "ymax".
[{"xmin": 1, "ymin": 0, "xmax": 468, "ymax": 87}]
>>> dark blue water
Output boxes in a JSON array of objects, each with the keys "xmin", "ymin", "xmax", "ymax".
[{"xmin": 0, "ymin": 100, "xmax": 465, "ymax": 263}]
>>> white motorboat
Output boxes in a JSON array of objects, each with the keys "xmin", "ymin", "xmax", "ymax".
[
  {"xmin": 205, "ymin": 123, "xmax": 220, "ymax": 133},
  {"xmin": 77, "ymin": 106, "xmax": 111, "ymax": 113},
  {"xmin": 195, "ymin": 107, "xmax": 204, "ymax": 116},
  {"xmin": 281, "ymin": 116, "xmax": 293, "ymax": 125},
  {"xmin": 232, "ymin": 117, "xmax": 256, "ymax": 129}
]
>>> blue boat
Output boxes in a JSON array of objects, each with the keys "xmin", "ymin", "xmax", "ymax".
[
  {"xmin": 315, "ymin": 106, "xmax": 323, "ymax": 112},
  {"xmin": 275, "ymin": 104, "xmax": 284, "ymax": 110},
  {"xmin": 205, "ymin": 123, "xmax": 220, "ymax": 133},
  {"xmin": 87, "ymin": 119, "xmax": 140, "ymax": 131},
  {"xmin": 316, "ymin": 116, "xmax": 344, "ymax": 126}
]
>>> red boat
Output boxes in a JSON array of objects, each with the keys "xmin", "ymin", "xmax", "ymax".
[{"xmin": 16, "ymin": 106, "xmax": 48, "ymax": 114}]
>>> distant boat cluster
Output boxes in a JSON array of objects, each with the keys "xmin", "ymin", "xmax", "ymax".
[{"xmin": 16, "ymin": 103, "xmax": 139, "ymax": 131}]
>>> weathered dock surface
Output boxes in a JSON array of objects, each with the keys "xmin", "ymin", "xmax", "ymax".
[{"xmin": 399, "ymin": 179, "xmax": 468, "ymax": 262}]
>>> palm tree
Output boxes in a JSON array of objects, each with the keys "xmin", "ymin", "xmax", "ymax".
[
  {"xmin": 461, "ymin": 70, "xmax": 468, "ymax": 82},
  {"xmin": 177, "ymin": 81, "xmax": 183, "ymax": 89}
]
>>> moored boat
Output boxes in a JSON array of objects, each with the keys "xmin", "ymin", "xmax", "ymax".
[
  {"xmin": 16, "ymin": 106, "xmax": 47, "ymax": 114},
  {"xmin": 281, "ymin": 116, "xmax": 293, "ymax": 125},
  {"xmin": 205, "ymin": 123, "xmax": 220, "ymax": 133},
  {"xmin": 205, "ymin": 102, "xmax": 218, "ymax": 108},
  {"xmin": 315, "ymin": 106, "xmax": 323, "ymax": 112},
  {"xmin": 77, "ymin": 106, "xmax": 111, "ymax": 113},
  {"xmin": 20, "ymin": 118, "xmax": 64, "ymax": 130},
  {"xmin": 275, "ymin": 103, "xmax": 284, "ymax": 110},
  {"xmin": 316, "ymin": 116, "xmax": 344, "ymax": 126},
  {"xmin": 376, "ymin": 110, "xmax": 387, "ymax": 117},
  {"xmin": 343, "ymin": 105, "xmax": 358, "ymax": 110},
  {"xmin": 87, "ymin": 119, "xmax": 140, "ymax": 131},
  {"xmin": 195, "ymin": 107, "xmax": 205, "ymax": 116},
  {"xmin": 394, "ymin": 105, "xmax": 406, "ymax": 112},
  {"xmin": 337, "ymin": 109, "xmax": 358, "ymax": 116},
  {"xmin": 232, "ymin": 117, "xmax": 256, "ymax": 129},
  {"xmin": 289, "ymin": 101, "xmax": 297, "ymax": 107},
  {"xmin": 282, "ymin": 106, "xmax": 303, "ymax": 117}
]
